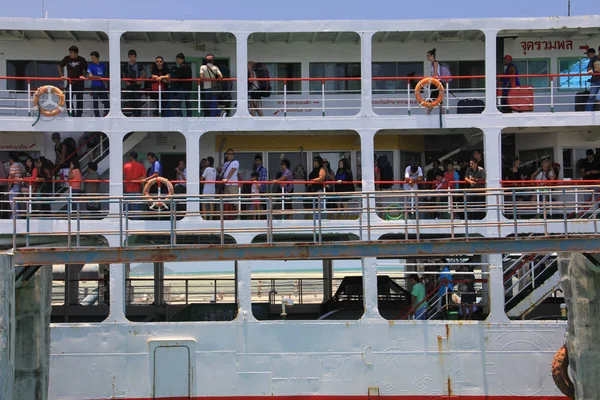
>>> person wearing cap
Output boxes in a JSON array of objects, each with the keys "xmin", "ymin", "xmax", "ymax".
[
  {"xmin": 500, "ymin": 55, "xmax": 521, "ymax": 113},
  {"xmin": 199, "ymin": 54, "xmax": 223, "ymax": 117},
  {"xmin": 123, "ymin": 151, "xmax": 146, "ymax": 213},
  {"xmin": 585, "ymin": 47, "xmax": 600, "ymax": 112},
  {"xmin": 173, "ymin": 53, "xmax": 193, "ymax": 117}
]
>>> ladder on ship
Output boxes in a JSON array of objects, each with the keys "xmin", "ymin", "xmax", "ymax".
[{"xmin": 503, "ymin": 200, "xmax": 600, "ymax": 319}]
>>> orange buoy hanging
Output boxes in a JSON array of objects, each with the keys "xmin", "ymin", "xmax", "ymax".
[
  {"xmin": 551, "ymin": 345, "xmax": 575, "ymax": 400},
  {"xmin": 143, "ymin": 177, "xmax": 175, "ymax": 210},
  {"xmin": 33, "ymin": 85, "xmax": 66, "ymax": 117},
  {"xmin": 415, "ymin": 77, "xmax": 445, "ymax": 109}
]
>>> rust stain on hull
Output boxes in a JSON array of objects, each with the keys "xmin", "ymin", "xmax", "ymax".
[{"xmin": 447, "ymin": 376, "xmax": 452, "ymax": 396}]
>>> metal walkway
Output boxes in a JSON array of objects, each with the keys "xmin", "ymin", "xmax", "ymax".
[{"xmin": 12, "ymin": 235, "xmax": 600, "ymax": 266}]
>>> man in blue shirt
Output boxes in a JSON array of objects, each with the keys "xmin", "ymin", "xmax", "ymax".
[
  {"xmin": 145, "ymin": 152, "xmax": 162, "ymax": 179},
  {"xmin": 87, "ymin": 51, "xmax": 110, "ymax": 117}
]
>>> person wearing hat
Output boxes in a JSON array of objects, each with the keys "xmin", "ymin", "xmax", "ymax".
[
  {"xmin": 123, "ymin": 151, "xmax": 147, "ymax": 213},
  {"xmin": 500, "ymin": 55, "xmax": 521, "ymax": 113},
  {"xmin": 585, "ymin": 47, "xmax": 600, "ymax": 112}
]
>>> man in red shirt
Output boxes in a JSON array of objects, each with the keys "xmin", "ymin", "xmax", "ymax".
[{"xmin": 123, "ymin": 151, "xmax": 146, "ymax": 214}]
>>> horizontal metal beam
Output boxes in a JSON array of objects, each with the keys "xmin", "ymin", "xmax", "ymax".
[{"xmin": 11, "ymin": 236, "xmax": 600, "ymax": 266}]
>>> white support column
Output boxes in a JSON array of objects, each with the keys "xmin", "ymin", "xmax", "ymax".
[
  {"xmin": 483, "ymin": 30, "xmax": 500, "ymax": 114},
  {"xmin": 485, "ymin": 254, "xmax": 509, "ymax": 323},
  {"xmin": 105, "ymin": 236, "xmax": 126, "ymax": 322},
  {"xmin": 361, "ymin": 257, "xmax": 381, "ymax": 319},
  {"xmin": 185, "ymin": 132, "xmax": 200, "ymax": 214},
  {"xmin": 360, "ymin": 130, "xmax": 376, "ymax": 191},
  {"xmin": 235, "ymin": 32, "xmax": 250, "ymax": 117},
  {"xmin": 359, "ymin": 32, "xmax": 375, "ymax": 116},
  {"xmin": 108, "ymin": 132, "xmax": 124, "ymax": 215},
  {"xmin": 236, "ymin": 261, "xmax": 256, "ymax": 322},
  {"xmin": 107, "ymin": 30, "xmax": 125, "ymax": 118},
  {"xmin": 359, "ymin": 130, "xmax": 377, "ymax": 218},
  {"xmin": 483, "ymin": 127, "xmax": 503, "ymax": 226}
]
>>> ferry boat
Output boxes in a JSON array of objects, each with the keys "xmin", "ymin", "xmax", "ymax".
[{"xmin": 1, "ymin": 14, "xmax": 600, "ymax": 400}]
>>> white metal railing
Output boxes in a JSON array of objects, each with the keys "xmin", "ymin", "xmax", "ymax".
[
  {"xmin": 6, "ymin": 183, "xmax": 600, "ymax": 249},
  {"xmin": 1, "ymin": 73, "xmax": 598, "ymax": 117}
]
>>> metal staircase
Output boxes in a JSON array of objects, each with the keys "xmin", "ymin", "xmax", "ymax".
[{"xmin": 504, "ymin": 253, "xmax": 560, "ymax": 319}]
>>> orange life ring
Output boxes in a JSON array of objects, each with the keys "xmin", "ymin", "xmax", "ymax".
[
  {"xmin": 143, "ymin": 177, "xmax": 174, "ymax": 210},
  {"xmin": 551, "ymin": 345, "xmax": 575, "ymax": 400},
  {"xmin": 415, "ymin": 77, "xmax": 445, "ymax": 109},
  {"xmin": 33, "ymin": 85, "xmax": 65, "ymax": 117}
]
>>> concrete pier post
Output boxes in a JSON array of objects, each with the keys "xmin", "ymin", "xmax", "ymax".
[
  {"xmin": 0, "ymin": 254, "xmax": 16, "ymax": 400},
  {"xmin": 14, "ymin": 264, "xmax": 52, "ymax": 400},
  {"xmin": 558, "ymin": 253, "xmax": 600, "ymax": 400}
]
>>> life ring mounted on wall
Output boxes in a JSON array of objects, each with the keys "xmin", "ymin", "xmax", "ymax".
[
  {"xmin": 551, "ymin": 344, "xmax": 575, "ymax": 400},
  {"xmin": 415, "ymin": 77, "xmax": 445, "ymax": 109},
  {"xmin": 143, "ymin": 177, "xmax": 175, "ymax": 211},
  {"xmin": 33, "ymin": 85, "xmax": 66, "ymax": 117}
]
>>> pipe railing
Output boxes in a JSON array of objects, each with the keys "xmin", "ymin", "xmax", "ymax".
[
  {"xmin": 0, "ymin": 72, "xmax": 598, "ymax": 117},
  {"xmin": 7, "ymin": 181, "xmax": 600, "ymax": 250}
]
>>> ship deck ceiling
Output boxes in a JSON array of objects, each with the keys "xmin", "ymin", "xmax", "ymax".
[{"xmin": 0, "ymin": 29, "xmax": 109, "ymax": 42}]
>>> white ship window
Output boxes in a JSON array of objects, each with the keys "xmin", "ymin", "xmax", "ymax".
[
  {"xmin": 257, "ymin": 63, "xmax": 301, "ymax": 94},
  {"xmin": 372, "ymin": 62, "xmax": 424, "ymax": 94},
  {"xmin": 7, "ymin": 60, "xmax": 62, "ymax": 91},
  {"xmin": 442, "ymin": 60, "xmax": 485, "ymax": 90},
  {"xmin": 558, "ymin": 57, "xmax": 589, "ymax": 90},
  {"xmin": 309, "ymin": 62, "xmax": 361, "ymax": 94},
  {"xmin": 513, "ymin": 59, "xmax": 550, "ymax": 89}
]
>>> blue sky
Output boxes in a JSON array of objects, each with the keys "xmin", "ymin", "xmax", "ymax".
[{"xmin": 5, "ymin": 0, "xmax": 597, "ymax": 20}]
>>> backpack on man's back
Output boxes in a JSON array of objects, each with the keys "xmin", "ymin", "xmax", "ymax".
[{"xmin": 254, "ymin": 63, "xmax": 272, "ymax": 98}]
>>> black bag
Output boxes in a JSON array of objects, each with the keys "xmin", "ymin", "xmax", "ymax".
[
  {"xmin": 457, "ymin": 99, "xmax": 485, "ymax": 114},
  {"xmin": 255, "ymin": 63, "xmax": 272, "ymax": 98},
  {"xmin": 86, "ymin": 202, "xmax": 100, "ymax": 211},
  {"xmin": 575, "ymin": 91, "xmax": 590, "ymax": 112},
  {"xmin": 379, "ymin": 165, "xmax": 394, "ymax": 189},
  {"xmin": 575, "ymin": 91, "xmax": 600, "ymax": 111}
]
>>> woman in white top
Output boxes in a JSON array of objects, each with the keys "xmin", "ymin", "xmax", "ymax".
[{"xmin": 201, "ymin": 156, "xmax": 217, "ymax": 219}]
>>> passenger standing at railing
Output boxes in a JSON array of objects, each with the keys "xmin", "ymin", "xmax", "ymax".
[
  {"xmin": 22, "ymin": 157, "xmax": 38, "ymax": 194},
  {"xmin": 579, "ymin": 150, "xmax": 600, "ymax": 192},
  {"xmin": 248, "ymin": 62, "xmax": 264, "ymax": 117},
  {"xmin": 150, "ymin": 56, "xmax": 171, "ymax": 117},
  {"xmin": 201, "ymin": 157, "xmax": 217, "ymax": 220},
  {"xmin": 250, "ymin": 172, "xmax": 261, "ymax": 220},
  {"xmin": 121, "ymin": 49, "xmax": 145, "ymax": 117},
  {"xmin": 310, "ymin": 156, "xmax": 327, "ymax": 215},
  {"xmin": 504, "ymin": 156, "xmax": 526, "ymax": 203},
  {"xmin": 58, "ymin": 45, "xmax": 88, "ymax": 117},
  {"xmin": 425, "ymin": 48, "xmax": 446, "ymax": 116},
  {"xmin": 172, "ymin": 53, "xmax": 193, "ymax": 117},
  {"xmin": 465, "ymin": 159, "xmax": 486, "ymax": 219},
  {"xmin": 500, "ymin": 55, "xmax": 520, "ymax": 114},
  {"xmin": 87, "ymin": 51, "xmax": 110, "ymax": 117},
  {"xmin": 273, "ymin": 159, "xmax": 293, "ymax": 219},
  {"xmin": 52, "ymin": 132, "xmax": 76, "ymax": 188},
  {"xmin": 34, "ymin": 157, "xmax": 54, "ymax": 213},
  {"xmin": 409, "ymin": 274, "xmax": 427, "ymax": 320},
  {"xmin": 585, "ymin": 48, "xmax": 600, "ymax": 112},
  {"xmin": 8, "ymin": 152, "xmax": 25, "ymax": 218},
  {"xmin": 221, "ymin": 149, "xmax": 240, "ymax": 218},
  {"xmin": 83, "ymin": 161, "xmax": 100, "ymax": 211},
  {"xmin": 404, "ymin": 164, "xmax": 423, "ymax": 218},
  {"xmin": 458, "ymin": 265, "xmax": 476, "ymax": 320},
  {"xmin": 334, "ymin": 158, "xmax": 355, "ymax": 220},
  {"xmin": 68, "ymin": 159, "xmax": 82, "ymax": 193},
  {"xmin": 199, "ymin": 54, "xmax": 223, "ymax": 117},
  {"xmin": 174, "ymin": 160, "xmax": 187, "ymax": 194},
  {"xmin": 123, "ymin": 151, "xmax": 146, "ymax": 214}
]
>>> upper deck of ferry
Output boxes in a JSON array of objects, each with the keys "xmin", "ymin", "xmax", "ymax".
[{"xmin": 0, "ymin": 15, "xmax": 598, "ymax": 131}]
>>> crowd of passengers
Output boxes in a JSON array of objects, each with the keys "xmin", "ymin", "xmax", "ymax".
[
  {"xmin": 55, "ymin": 45, "xmax": 271, "ymax": 118},
  {"xmin": 3, "ymin": 136, "xmax": 600, "ymax": 219},
  {"xmin": 49, "ymin": 44, "xmax": 600, "ymax": 118}
]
